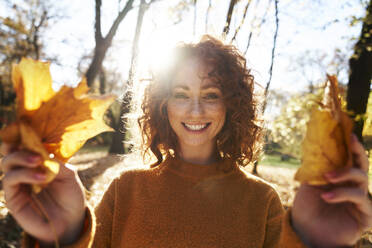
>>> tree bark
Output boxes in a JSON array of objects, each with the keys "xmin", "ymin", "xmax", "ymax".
[
  {"xmin": 346, "ymin": 0, "xmax": 372, "ymax": 142},
  {"xmin": 109, "ymin": 0, "xmax": 148, "ymax": 154},
  {"xmin": 86, "ymin": 41, "xmax": 110, "ymax": 88}
]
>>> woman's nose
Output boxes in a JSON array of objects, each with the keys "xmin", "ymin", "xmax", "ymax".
[{"xmin": 189, "ymin": 98, "xmax": 204, "ymax": 116}]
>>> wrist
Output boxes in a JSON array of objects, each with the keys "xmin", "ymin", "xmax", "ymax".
[
  {"xmin": 39, "ymin": 206, "xmax": 87, "ymax": 247},
  {"xmin": 290, "ymin": 211, "xmax": 354, "ymax": 248},
  {"xmin": 61, "ymin": 207, "xmax": 87, "ymax": 245}
]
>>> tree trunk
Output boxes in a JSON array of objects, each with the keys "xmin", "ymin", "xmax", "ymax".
[
  {"xmin": 109, "ymin": 0, "xmax": 148, "ymax": 154},
  {"xmin": 109, "ymin": 100, "xmax": 129, "ymax": 154},
  {"xmin": 346, "ymin": 0, "xmax": 372, "ymax": 142},
  {"xmin": 86, "ymin": 41, "xmax": 110, "ymax": 88},
  {"xmin": 99, "ymin": 68, "xmax": 106, "ymax": 94}
]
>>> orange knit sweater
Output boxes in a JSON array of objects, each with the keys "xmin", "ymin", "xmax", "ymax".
[{"xmin": 23, "ymin": 156, "xmax": 306, "ymax": 247}]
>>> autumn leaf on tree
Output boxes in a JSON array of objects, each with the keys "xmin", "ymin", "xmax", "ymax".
[
  {"xmin": 0, "ymin": 58, "xmax": 115, "ymax": 193},
  {"xmin": 295, "ymin": 75, "xmax": 353, "ymax": 185}
]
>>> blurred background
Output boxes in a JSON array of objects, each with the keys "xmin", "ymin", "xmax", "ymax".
[{"xmin": 0, "ymin": 0, "xmax": 371, "ymax": 246}]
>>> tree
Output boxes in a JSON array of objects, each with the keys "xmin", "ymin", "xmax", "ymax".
[
  {"xmin": 346, "ymin": 0, "xmax": 372, "ymax": 141},
  {"xmin": 85, "ymin": 0, "xmax": 135, "ymax": 89},
  {"xmin": 109, "ymin": 0, "xmax": 151, "ymax": 154},
  {"xmin": 0, "ymin": 0, "xmax": 60, "ymax": 127}
]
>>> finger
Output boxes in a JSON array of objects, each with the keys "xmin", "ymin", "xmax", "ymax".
[
  {"xmin": 3, "ymin": 168, "xmax": 47, "ymax": 202},
  {"xmin": 0, "ymin": 143, "xmax": 20, "ymax": 156},
  {"xmin": 325, "ymin": 168, "xmax": 368, "ymax": 190},
  {"xmin": 350, "ymin": 134, "xmax": 369, "ymax": 172},
  {"xmin": 3, "ymin": 168, "xmax": 47, "ymax": 189},
  {"xmin": 321, "ymin": 187, "xmax": 372, "ymax": 215},
  {"xmin": 1, "ymin": 151, "xmax": 42, "ymax": 173}
]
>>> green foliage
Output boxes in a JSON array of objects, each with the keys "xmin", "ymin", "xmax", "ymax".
[
  {"xmin": 260, "ymin": 154, "xmax": 301, "ymax": 169},
  {"xmin": 267, "ymin": 89, "xmax": 323, "ymax": 158}
]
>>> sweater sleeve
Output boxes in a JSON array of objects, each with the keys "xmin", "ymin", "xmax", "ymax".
[
  {"xmin": 89, "ymin": 176, "xmax": 118, "ymax": 247},
  {"xmin": 278, "ymin": 208, "xmax": 307, "ymax": 248},
  {"xmin": 263, "ymin": 189, "xmax": 306, "ymax": 248}
]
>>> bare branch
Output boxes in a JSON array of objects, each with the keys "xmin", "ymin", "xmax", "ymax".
[
  {"xmin": 32, "ymin": 10, "xmax": 48, "ymax": 60},
  {"xmin": 205, "ymin": 0, "xmax": 212, "ymax": 33},
  {"xmin": 231, "ymin": 0, "xmax": 252, "ymax": 43},
  {"xmin": 222, "ymin": 0, "xmax": 237, "ymax": 36},
  {"xmin": 244, "ymin": 0, "xmax": 272, "ymax": 56},
  {"xmin": 193, "ymin": 0, "xmax": 197, "ymax": 36},
  {"xmin": 262, "ymin": 0, "xmax": 279, "ymax": 113},
  {"xmin": 105, "ymin": 0, "xmax": 135, "ymax": 43},
  {"xmin": 128, "ymin": 0, "xmax": 148, "ymax": 84}
]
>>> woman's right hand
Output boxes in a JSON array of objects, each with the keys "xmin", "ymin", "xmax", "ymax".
[{"xmin": 1, "ymin": 142, "xmax": 87, "ymax": 245}]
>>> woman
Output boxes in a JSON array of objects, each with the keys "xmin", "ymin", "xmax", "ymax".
[{"xmin": 1, "ymin": 36, "xmax": 371, "ymax": 247}]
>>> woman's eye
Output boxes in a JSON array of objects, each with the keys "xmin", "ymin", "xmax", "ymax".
[
  {"xmin": 173, "ymin": 93, "xmax": 188, "ymax": 99},
  {"xmin": 204, "ymin": 93, "xmax": 220, "ymax": 100}
]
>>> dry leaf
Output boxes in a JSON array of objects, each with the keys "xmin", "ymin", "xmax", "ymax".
[
  {"xmin": 295, "ymin": 75, "xmax": 353, "ymax": 185},
  {"xmin": 0, "ymin": 58, "xmax": 115, "ymax": 193}
]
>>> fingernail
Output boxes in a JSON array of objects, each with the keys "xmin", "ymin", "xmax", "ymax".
[
  {"xmin": 27, "ymin": 155, "xmax": 41, "ymax": 163},
  {"xmin": 325, "ymin": 171, "xmax": 338, "ymax": 178},
  {"xmin": 34, "ymin": 173, "xmax": 46, "ymax": 180},
  {"xmin": 322, "ymin": 192, "xmax": 335, "ymax": 199},
  {"xmin": 351, "ymin": 134, "xmax": 358, "ymax": 142}
]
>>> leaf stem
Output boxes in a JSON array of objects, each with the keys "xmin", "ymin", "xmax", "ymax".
[{"xmin": 31, "ymin": 192, "xmax": 60, "ymax": 248}]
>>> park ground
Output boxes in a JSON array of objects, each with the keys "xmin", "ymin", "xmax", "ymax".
[{"xmin": 0, "ymin": 150, "xmax": 371, "ymax": 247}]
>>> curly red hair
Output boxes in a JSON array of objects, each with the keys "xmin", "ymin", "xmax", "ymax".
[{"xmin": 137, "ymin": 35, "xmax": 262, "ymax": 169}]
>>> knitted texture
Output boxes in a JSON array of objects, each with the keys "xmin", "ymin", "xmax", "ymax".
[{"xmin": 23, "ymin": 156, "xmax": 306, "ymax": 247}]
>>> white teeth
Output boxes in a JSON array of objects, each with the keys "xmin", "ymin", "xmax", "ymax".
[{"xmin": 184, "ymin": 123, "xmax": 207, "ymax": 131}]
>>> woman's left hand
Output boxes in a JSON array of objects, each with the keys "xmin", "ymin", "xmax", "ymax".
[{"xmin": 291, "ymin": 134, "xmax": 372, "ymax": 248}]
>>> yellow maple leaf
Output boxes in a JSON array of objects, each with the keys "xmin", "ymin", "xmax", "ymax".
[
  {"xmin": 0, "ymin": 58, "xmax": 115, "ymax": 193},
  {"xmin": 295, "ymin": 75, "xmax": 353, "ymax": 185}
]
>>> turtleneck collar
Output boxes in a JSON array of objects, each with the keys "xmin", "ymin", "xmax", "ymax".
[{"xmin": 162, "ymin": 155, "xmax": 236, "ymax": 180}]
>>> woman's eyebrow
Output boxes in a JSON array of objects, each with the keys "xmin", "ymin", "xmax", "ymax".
[
  {"xmin": 201, "ymin": 83, "xmax": 221, "ymax": 90},
  {"xmin": 173, "ymin": 85, "xmax": 189, "ymax": 90}
]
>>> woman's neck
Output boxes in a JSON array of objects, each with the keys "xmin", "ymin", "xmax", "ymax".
[{"xmin": 176, "ymin": 143, "xmax": 219, "ymax": 165}]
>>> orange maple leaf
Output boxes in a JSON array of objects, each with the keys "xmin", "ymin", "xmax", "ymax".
[
  {"xmin": 0, "ymin": 58, "xmax": 115, "ymax": 193},
  {"xmin": 295, "ymin": 75, "xmax": 353, "ymax": 185}
]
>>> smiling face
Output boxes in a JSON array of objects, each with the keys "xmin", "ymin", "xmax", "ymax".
[{"xmin": 167, "ymin": 58, "xmax": 226, "ymax": 159}]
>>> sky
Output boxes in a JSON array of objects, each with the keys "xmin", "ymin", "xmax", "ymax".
[{"xmin": 0, "ymin": 0, "xmax": 367, "ymax": 116}]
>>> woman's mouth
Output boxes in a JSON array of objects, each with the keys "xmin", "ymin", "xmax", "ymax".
[{"xmin": 182, "ymin": 123, "xmax": 211, "ymax": 131}]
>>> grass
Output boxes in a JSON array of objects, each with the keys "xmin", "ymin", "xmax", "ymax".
[
  {"xmin": 260, "ymin": 154, "xmax": 301, "ymax": 169},
  {"xmin": 261, "ymin": 153, "xmax": 372, "ymax": 184}
]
